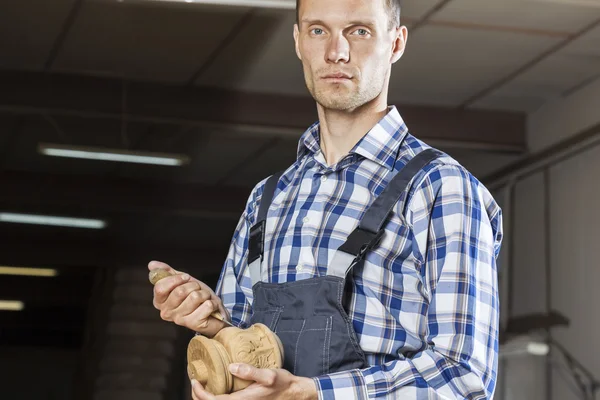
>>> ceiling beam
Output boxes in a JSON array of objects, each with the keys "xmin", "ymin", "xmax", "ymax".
[
  {"xmin": 0, "ymin": 70, "xmax": 526, "ymax": 152},
  {"xmin": 408, "ymin": 0, "xmax": 454, "ymax": 33},
  {"xmin": 44, "ymin": 0, "xmax": 85, "ymax": 71},
  {"xmin": 460, "ymin": 16, "xmax": 600, "ymax": 108}
]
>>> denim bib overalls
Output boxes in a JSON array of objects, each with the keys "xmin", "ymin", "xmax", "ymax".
[{"xmin": 247, "ymin": 149, "xmax": 441, "ymax": 377}]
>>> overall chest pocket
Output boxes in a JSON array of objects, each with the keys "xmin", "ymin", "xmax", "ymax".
[
  {"xmin": 274, "ymin": 315, "xmax": 333, "ymax": 378},
  {"xmin": 249, "ymin": 307, "xmax": 283, "ymax": 332}
]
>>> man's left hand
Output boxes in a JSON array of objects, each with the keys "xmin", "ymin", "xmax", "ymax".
[{"xmin": 191, "ymin": 363, "xmax": 318, "ymax": 400}]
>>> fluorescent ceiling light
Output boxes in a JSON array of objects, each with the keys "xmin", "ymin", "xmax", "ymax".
[
  {"xmin": 0, "ymin": 212, "xmax": 106, "ymax": 229},
  {"xmin": 0, "ymin": 301, "xmax": 25, "ymax": 311},
  {"xmin": 0, "ymin": 266, "xmax": 58, "ymax": 277},
  {"xmin": 38, "ymin": 143, "xmax": 190, "ymax": 166},
  {"xmin": 142, "ymin": 0, "xmax": 295, "ymax": 9}
]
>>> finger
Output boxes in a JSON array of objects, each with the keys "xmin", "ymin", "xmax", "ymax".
[
  {"xmin": 191, "ymin": 379, "xmax": 201, "ymax": 400},
  {"xmin": 193, "ymin": 279, "xmax": 219, "ymax": 296},
  {"xmin": 185, "ymin": 279, "xmax": 223, "ymax": 308},
  {"xmin": 228, "ymin": 364, "xmax": 277, "ymax": 387},
  {"xmin": 192, "ymin": 379, "xmax": 216, "ymax": 400},
  {"xmin": 172, "ymin": 289, "xmax": 211, "ymax": 324},
  {"xmin": 148, "ymin": 260, "xmax": 178, "ymax": 273},
  {"xmin": 213, "ymin": 297, "xmax": 231, "ymax": 321},
  {"xmin": 179, "ymin": 279, "xmax": 222, "ymax": 315},
  {"xmin": 153, "ymin": 273, "xmax": 192, "ymax": 307},
  {"xmin": 164, "ymin": 281, "xmax": 201, "ymax": 308},
  {"xmin": 191, "ymin": 284, "xmax": 228, "ymax": 323},
  {"xmin": 159, "ymin": 281, "xmax": 201, "ymax": 319},
  {"xmin": 192, "ymin": 387, "xmax": 200, "ymax": 400},
  {"xmin": 191, "ymin": 380, "xmax": 201, "ymax": 400},
  {"xmin": 180, "ymin": 299, "xmax": 217, "ymax": 330}
]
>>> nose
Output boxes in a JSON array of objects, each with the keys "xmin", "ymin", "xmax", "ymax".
[{"xmin": 326, "ymin": 33, "xmax": 349, "ymax": 64}]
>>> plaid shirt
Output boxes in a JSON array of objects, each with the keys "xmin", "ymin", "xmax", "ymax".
[{"xmin": 215, "ymin": 106, "xmax": 503, "ymax": 399}]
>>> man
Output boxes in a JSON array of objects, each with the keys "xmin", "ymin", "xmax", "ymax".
[{"xmin": 150, "ymin": 0, "xmax": 503, "ymax": 398}]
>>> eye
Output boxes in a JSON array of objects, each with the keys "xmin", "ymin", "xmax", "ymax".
[
  {"xmin": 354, "ymin": 28, "xmax": 369, "ymax": 36},
  {"xmin": 311, "ymin": 28, "xmax": 325, "ymax": 35}
]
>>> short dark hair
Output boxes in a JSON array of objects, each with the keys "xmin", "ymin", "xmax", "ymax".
[{"xmin": 295, "ymin": 0, "xmax": 401, "ymax": 29}]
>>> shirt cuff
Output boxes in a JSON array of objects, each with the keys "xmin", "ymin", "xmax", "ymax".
[{"xmin": 313, "ymin": 369, "xmax": 369, "ymax": 400}]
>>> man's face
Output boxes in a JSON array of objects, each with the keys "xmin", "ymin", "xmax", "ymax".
[{"xmin": 293, "ymin": 0, "xmax": 407, "ymax": 111}]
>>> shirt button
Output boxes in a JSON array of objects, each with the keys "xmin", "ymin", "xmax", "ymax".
[
  {"xmin": 296, "ymin": 264, "xmax": 304, "ymax": 272},
  {"xmin": 302, "ymin": 216, "xmax": 310, "ymax": 224},
  {"xmin": 320, "ymin": 175, "xmax": 328, "ymax": 183}
]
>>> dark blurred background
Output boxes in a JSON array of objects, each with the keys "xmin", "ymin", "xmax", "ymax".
[{"xmin": 0, "ymin": 0, "xmax": 599, "ymax": 399}]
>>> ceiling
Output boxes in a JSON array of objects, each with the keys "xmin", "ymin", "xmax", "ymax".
[
  {"xmin": 1, "ymin": 0, "xmax": 599, "ymax": 111},
  {"xmin": 0, "ymin": 0, "xmax": 598, "ymax": 350}
]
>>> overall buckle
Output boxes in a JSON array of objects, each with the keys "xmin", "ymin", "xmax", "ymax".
[{"xmin": 354, "ymin": 227, "xmax": 385, "ymax": 261}]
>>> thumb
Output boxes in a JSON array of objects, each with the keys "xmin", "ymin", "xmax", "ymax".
[
  {"xmin": 214, "ymin": 298, "xmax": 230, "ymax": 321},
  {"xmin": 148, "ymin": 260, "xmax": 176, "ymax": 273},
  {"xmin": 228, "ymin": 363, "xmax": 277, "ymax": 386}
]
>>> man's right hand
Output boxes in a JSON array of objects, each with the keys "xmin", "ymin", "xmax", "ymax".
[{"xmin": 149, "ymin": 260, "xmax": 230, "ymax": 338}]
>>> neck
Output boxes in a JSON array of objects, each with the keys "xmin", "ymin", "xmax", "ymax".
[{"xmin": 316, "ymin": 95, "xmax": 388, "ymax": 166}]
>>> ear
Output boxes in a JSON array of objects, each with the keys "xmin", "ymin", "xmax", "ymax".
[
  {"xmin": 293, "ymin": 24, "xmax": 302, "ymax": 60},
  {"xmin": 390, "ymin": 26, "xmax": 408, "ymax": 64}
]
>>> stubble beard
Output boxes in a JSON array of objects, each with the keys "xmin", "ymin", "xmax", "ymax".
[{"xmin": 307, "ymin": 74, "xmax": 383, "ymax": 111}]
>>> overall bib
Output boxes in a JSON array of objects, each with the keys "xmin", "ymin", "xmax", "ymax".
[{"xmin": 247, "ymin": 148, "xmax": 441, "ymax": 377}]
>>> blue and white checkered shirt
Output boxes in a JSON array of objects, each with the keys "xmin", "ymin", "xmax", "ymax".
[{"xmin": 215, "ymin": 106, "xmax": 503, "ymax": 399}]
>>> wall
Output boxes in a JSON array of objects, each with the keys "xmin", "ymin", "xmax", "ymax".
[
  {"xmin": 499, "ymin": 77, "xmax": 600, "ymax": 399},
  {"xmin": 496, "ymin": 172, "xmax": 548, "ymax": 400},
  {"xmin": 527, "ymin": 77, "xmax": 600, "ymax": 153}
]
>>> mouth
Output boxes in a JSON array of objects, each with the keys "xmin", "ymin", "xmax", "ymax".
[{"xmin": 321, "ymin": 74, "xmax": 352, "ymax": 82}]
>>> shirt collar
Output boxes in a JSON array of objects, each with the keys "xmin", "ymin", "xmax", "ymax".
[{"xmin": 296, "ymin": 106, "xmax": 409, "ymax": 171}]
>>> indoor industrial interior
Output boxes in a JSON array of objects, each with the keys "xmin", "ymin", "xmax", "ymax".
[{"xmin": 0, "ymin": 0, "xmax": 599, "ymax": 399}]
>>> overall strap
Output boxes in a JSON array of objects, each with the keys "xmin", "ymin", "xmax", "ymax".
[
  {"xmin": 328, "ymin": 148, "xmax": 443, "ymax": 278},
  {"xmin": 248, "ymin": 171, "xmax": 284, "ymax": 287}
]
